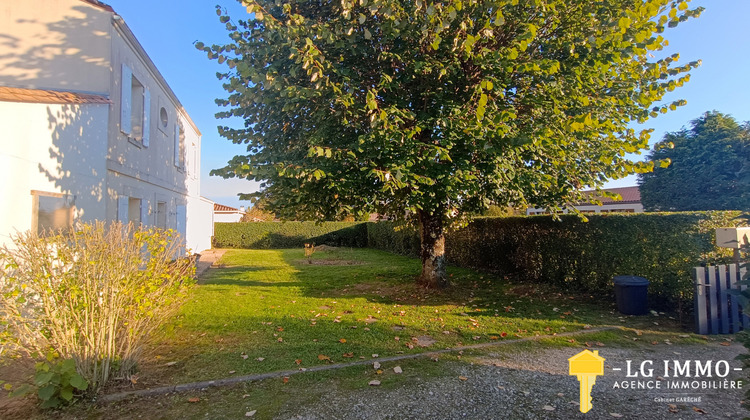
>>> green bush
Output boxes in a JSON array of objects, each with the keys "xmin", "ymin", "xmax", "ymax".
[
  {"xmin": 0, "ymin": 222, "xmax": 195, "ymax": 394},
  {"xmin": 367, "ymin": 212, "xmax": 740, "ymax": 308},
  {"xmin": 213, "ymin": 222, "xmax": 368, "ymax": 249}
]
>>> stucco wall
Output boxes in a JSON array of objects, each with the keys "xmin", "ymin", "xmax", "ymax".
[
  {"xmin": 0, "ymin": 101, "xmax": 109, "ymax": 244},
  {"xmin": 0, "ymin": 0, "xmax": 112, "ymax": 93},
  {"xmin": 215, "ymin": 213, "xmax": 245, "ymax": 223},
  {"xmin": 187, "ymin": 196, "xmax": 214, "ymax": 252}
]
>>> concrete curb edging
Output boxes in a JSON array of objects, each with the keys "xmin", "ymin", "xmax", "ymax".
[{"xmin": 98, "ymin": 327, "xmax": 619, "ymax": 403}]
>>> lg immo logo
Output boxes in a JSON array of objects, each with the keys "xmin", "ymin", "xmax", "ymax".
[
  {"xmin": 569, "ymin": 349, "xmax": 744, "ymax": 414},
  {"xmin": 568, "ymin": 350, "xmax": 605, "ymax": 413}
]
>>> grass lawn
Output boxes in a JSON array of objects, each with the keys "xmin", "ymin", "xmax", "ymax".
[
  {"xmin": 3, "ymin": 247, "xmax": 714, "ymax": 419},
  {"xmin": 133, "ymin": 247, "xmax": 697, "ymax": 388}
]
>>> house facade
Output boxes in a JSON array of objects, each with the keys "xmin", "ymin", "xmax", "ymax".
[
  {"xmin": 526, "ymin": 186, "xmax": 644, "ymax": 216},
  {"xmin": 214, "ymin": 204, "xmax": 246, "ymax": 223},
  {"xmin": 0, "ymin": 0, "xmax": 213, "ymax": 252}
]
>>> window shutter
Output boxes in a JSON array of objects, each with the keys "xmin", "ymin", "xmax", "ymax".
[
  {"xmin": 121, "ymin": 64, "xmax": 132, "ymax": 135},
  {"xmin": 176, "ymin": 204, "xmax": 187, "ymax": 238},
  {"xmin": 140, "ymin": 199, "xmax": 149, "ymax": 226},
  {"xmin": 142, "ymin": 88, "xmax": 150, "ymax": 147},
  {"xmin": 174, "ymin": 123, "xmax": 180, "ymax": 167},
  {"xmin": 117, "ymin": 196, "xmax": 129, "ymax": 223}
]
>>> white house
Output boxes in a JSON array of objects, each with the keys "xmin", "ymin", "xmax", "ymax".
[
  {"xmin": 0, "ymin": 0, "xmax": 213, "ymax": 252},
  {"xmin": 214, "ymin": 204, "xmax": 246, "ymax": 223},
  {"xmin": 526, "ymin": 186, "xmax": 645, "ymax": 215}
]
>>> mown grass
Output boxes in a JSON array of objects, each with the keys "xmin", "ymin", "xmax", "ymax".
[
  {"xmin": 7, "ymin": 247, "xmax": 715, "ymax": 420},
  {"xmin": 135, "ymin": 247, "xmax": 693, "ymax": 387}
]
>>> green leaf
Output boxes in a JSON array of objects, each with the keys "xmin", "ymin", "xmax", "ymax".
[
  {"xmin": 59, "ymin": 386, "xmax": 74, "ymax": 402},
  {"xmin": 34, "ymin": 371, "xmax": 54, "ymax": 387},
  {"xmin": 37, "ymin": 384, "xmax": 56, "ymax": 401},
  {"xmin": 9, "ymin": 384, "xmax": 33, "ymax": 398},
  {"xmin": 69, "ymin": 374, "xmax": 88, "ymax": 391}
]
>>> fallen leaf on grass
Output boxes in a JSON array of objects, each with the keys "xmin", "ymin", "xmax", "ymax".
[
  {"xmin": 295, "ymin": 359, "xmax": 302, "ymax": 365},
  {"xmin": 458, "ymin": 376, "xmax": 468, "ymax": 381},
  {"xmin": 369, "ymin": 380, "xmax": 381, "ymax": 386},
  {"xmin": 256, "ymin": 357, "xmax": 265, "ymax": 362},
  {"xmin": 342, "ymin": 353, "xmax": 354, "ymax": 358},
  {"xmin": 241, "ymin": 354, "xmax": 249, "ymax": 360},
  {"xmin": 635, "ymin": 330, "xmax": 643, "ymax": 336},
  {"xmin": 228, "ymin": 370, "xmax": 236, "ymax": 374},
  {"xmin": 339, "ymin": 338, "xmax": 347, "ymax": 343},
  {"xmin": 283, "ymin": 377, "xmax": 289, "ymax": 384},
  {"xmin": 188, "ymin": 397, "xmax": 200, "ymax": 403},
  {"xmin": 500, "ymin": 332, "xmax": 508, "ymax": 337}
]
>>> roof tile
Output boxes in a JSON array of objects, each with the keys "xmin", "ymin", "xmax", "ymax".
[{"xmin": 0, "ymin": 86, "xmax": 110, "ymax": 105}]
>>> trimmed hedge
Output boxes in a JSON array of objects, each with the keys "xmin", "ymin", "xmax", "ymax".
[
  {"xmin": 212, "ymin": 222, "xmax": 367, "ymax": 249},
  {"xmin": 213, "ymin": 212, "xmax": 741, "ymax": 308},
  {"xmin": 367, "ymin": 212, "xmax": 741, "ymax": 307}
]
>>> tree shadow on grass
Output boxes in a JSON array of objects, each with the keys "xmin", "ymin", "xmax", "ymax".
[{"xmin": 273, "ymin": 248, "xmax": 616, "ymax": 325}]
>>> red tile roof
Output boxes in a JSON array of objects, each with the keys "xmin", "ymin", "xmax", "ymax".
[
  {"xmin": 0, "ymin": 86, "xmax": 110, "ymax": 104},
  {"xmin": 582, "ymin": 186, "xmax": 641, "ymax": 205},
  {"xmin": 214, "ymin": 203, "xmax": 240, "ymax": 212}
]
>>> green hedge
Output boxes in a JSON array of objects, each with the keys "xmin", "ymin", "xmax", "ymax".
[
  {"xmin": 367, "ymin": 212, "xmax": 741, "ymax": 307},
  {"xmin": 213, "ymin": 212, "xmax": 741, "ymax": 308},
  {"xmin": 212, "ymin": 222, "xmax": 367, "ymax": 249}
]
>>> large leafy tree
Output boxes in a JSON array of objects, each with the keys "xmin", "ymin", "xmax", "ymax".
[
  {"xmin": 202, "ymin": 0, "xmax": 701, "ymax": 288},
  {"xmin": 639, "ymin": 112, "xmax": 750, "ymax": 211}
]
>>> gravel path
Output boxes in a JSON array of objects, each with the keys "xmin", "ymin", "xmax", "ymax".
[{"xmin": 276, "ymin": 342, "xmax": 747, "ymax": 420}]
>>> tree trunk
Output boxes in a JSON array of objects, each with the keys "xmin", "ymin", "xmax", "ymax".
[{"xmin": 417, "ymin": 210, "xmax": 449, "ymax": 288}]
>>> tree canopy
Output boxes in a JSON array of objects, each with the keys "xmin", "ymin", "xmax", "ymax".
[
  {"xmin": 639, "ymin": 111, "xmax": 750, "ymax": 211},
  {"xmin": 201, "ymin": 0, "xmax": 702, "ymax": 286}
]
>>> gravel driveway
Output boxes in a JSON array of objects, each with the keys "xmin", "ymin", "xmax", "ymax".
[{"xmin": 277, "ymin": 342, "xmax": 747, "ymax": 420}]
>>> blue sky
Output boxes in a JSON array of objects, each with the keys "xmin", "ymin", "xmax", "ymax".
[{"xmin": 106, "ymin": 0, "xmax": 750, "ymax": 208}]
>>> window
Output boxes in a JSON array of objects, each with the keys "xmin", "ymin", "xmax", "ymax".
[
  {"xmin": 128, "ymin": 198, "xmax": 142, "ymax": 224},
  {"xmin": 130, "ymin": 77, "xmax": 144, "ymax": 140},
  {"xmin": 159, "ymin": 107, "xmax": 168, "ymax": 129},
  {"xmin": 156, "ymin": 202, "xmax": 167, "ymax": 228},
  {"xmin": 174, "ymin": 123, "xmax": 185, "ymax": 169},
  {"xmin": 31, "ymin": 191, "xmax": 74, "ymax": 234},
  {"xmin": 117, "ymin": 196, "xmax": 149, "ymax": 225},
  {"xmin": 121, "ymin": 64, "xmax": 150, "ymax": 147}
]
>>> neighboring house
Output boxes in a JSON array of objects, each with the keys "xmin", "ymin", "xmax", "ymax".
[
  {"xmin": 526, "ymin": 186, "xmax": 644, "ymax": 215},
  {"xmin": 0, "ymin": 0, "xmax": 213, "ymax": 252},
  {"xmin": 214, "ymin": 204, "xmax": 246, "ymax": 223}
]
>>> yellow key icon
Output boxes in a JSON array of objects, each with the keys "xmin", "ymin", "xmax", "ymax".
[{"xmin": 568, "ymin": 350, "xmax": 605, "ymax": 413}]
